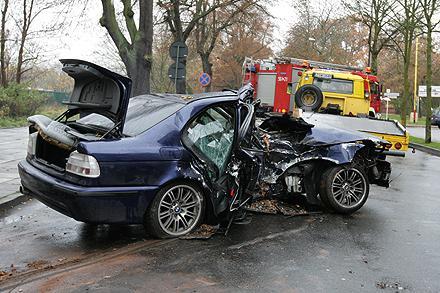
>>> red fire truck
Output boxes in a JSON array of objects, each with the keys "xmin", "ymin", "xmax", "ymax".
[{"xmin": 242, "ymin": 57, "xmax": 382, "ymax": 116}]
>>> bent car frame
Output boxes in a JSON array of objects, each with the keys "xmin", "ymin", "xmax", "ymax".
[{"xmin": 19, "ymin": 60, "xmax": 394, "ymax": 238}]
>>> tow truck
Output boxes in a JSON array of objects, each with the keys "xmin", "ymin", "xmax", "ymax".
[{"xmin": 242, "ymin": 56, "xmax": 409, "ymax": 151}]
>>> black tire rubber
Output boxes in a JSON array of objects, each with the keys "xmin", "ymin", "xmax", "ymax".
[
  {"xmin": 294, "ymin": 84, "xmax": 324, "ymax": 111},
  {"xmin": 319, "ymin": 165, "xmax": 369, "ymax": 214},
  {"xmin": 144, "ymin": 181, "xmax": 205, "ymax": 239}
]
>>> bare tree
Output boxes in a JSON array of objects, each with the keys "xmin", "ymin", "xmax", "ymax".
[
  {"xmin": 212, "ymin": 11, "xmax": 273, "ymax": 89},
  {"xmin": 100, "ymin": 0, "xmax": 153, "ymax": 96},
  {"xmin": 419, "ymin": 0, "xmax": 440, "ymax": 142},
  {"xmin": 344, "ymin": 0, "xmax": 397, "ymax": 74},
  {"xmin": 15, "ymin": 0, "xmax": 53, "ymax": 83},
  {"xmin": 195, "ymin": 0, "xmax": 267, "ymax": 92},
  {"xmin": 158, "ymin": 0, "xmax": 242, "ymax": 93},
  {"xmin": 0, "ymin": 0, "xmax": 9, "ymax": 87},
  {"xmin": 390, "ymin": 0, "xmax": 422, "ymax": 126},
  {"xmin": 282, "ymin": 0, "xmax": 365, "ymax": 66}
]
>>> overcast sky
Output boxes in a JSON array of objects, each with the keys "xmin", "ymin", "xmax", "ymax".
[{"xmin": 43, "ymin": 1, "xmax": 298, "ymax": 64}]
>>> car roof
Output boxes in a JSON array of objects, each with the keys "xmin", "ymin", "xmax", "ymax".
[{"xmin": 141, "ymin": 91, "xmax": 238, "ymax": 105}]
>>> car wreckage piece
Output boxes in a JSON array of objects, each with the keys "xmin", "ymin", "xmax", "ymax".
[{"xmin": 18, "ymin": 60, "xmax": 394, "ymax": 239}]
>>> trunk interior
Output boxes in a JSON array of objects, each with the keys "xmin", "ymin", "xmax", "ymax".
[{"xmin": 35, "ymin": 133, "xmax": 73, "ymax": 171}]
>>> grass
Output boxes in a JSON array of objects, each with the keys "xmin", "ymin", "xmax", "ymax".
[
  {"xmin": 410, "ymin": 135, "xmax": 440, "ymax": 150},
  {"xmin": 0, "ymin": 104, "xmax": 66, "ymax": 129},
  {"xmin": 385, "ymin": 114, "xmax": 426, "ymax": 126}
]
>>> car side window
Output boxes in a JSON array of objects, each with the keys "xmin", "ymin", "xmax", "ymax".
[{"xmin": 183, "ymin": 106, "xmax": 235, "ymax": 176}]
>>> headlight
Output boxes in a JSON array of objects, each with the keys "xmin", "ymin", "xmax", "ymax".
[
  {"xmin": 27, "ymin": 132, "xmax": 37, "ymax": 155},
  {"xmin": 66, "ymin": 151, "xmax": 100, "ymax": 178}
]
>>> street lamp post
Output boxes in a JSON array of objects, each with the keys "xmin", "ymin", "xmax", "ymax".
[{"xmin": 413, "ymin": 37, "xmax": 419, "ymax": 123}]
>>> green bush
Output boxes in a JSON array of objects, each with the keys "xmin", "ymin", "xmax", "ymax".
[{"xmin": 0, "ymin": 83, "xmax": 48, "ymax": 118}]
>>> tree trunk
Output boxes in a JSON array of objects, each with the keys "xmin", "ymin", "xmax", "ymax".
[
  {"xmin": 0, "ymin": 0, "xmax": 9, "ymax": 87},
  {"xmin": 201, "ymin": 53, "xmax": 213, "ymax": 92},
  {"xmin": 401, "ymin": 57, "xmax": 410, "ymax": 127},
  {"xmin": 15, "ymin": 0, "xmax": 30, "ymax": 84},
  {"xmin": 100, "ymin": 0, "xmax": 153, "ymax": 96},
  {"xmin": 370, "ymin": 49, "xmax": 379, "ymax": 75},
  {"xmin": 425, "ymin": 25, "xmax": 432, "ymax": 143},
  {"xmin": 124, "ymin": 50, "xmax": 151, "ymax": 96}
]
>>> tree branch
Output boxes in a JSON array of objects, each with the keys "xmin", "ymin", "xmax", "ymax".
[
  {"xmin": 121, "ymin": 0, "xmax": 138, "ymax": 43},
  {"xmin": 100, "ymin": 0, "xmax": 130, "ymax": 55}
]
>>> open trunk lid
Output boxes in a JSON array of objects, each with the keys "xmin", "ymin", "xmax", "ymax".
[{"xmin": 60, "ymin": 59, "xmax": 132, "ymax": 134}]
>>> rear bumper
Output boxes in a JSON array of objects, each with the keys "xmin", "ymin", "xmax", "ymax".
[{"xmin": 18, "ymin": 160, "xmax": 158, "ymax": 224}]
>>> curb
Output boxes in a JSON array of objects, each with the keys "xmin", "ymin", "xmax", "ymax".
[
  {"xmin": 0, "ymin": 192, "xmax": 29, "ymax": 211},
  {"xmin": 409, "ymin": 142, "xmax": 440, "ymax": 157}
]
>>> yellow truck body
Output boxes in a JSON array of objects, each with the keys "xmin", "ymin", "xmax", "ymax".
[{"xmin": 297, "ymin": 69, "xmax": 370, "ymax": 116}]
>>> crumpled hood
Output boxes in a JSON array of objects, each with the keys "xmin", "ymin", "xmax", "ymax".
[{"xmin": 300, "ymin": 124, "xmax": 387, "ymax": 146}]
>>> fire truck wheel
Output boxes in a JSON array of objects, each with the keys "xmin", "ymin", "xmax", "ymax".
[{"xmin": 294, "ymin": 85, "xmax": 323, "ymax": 112}]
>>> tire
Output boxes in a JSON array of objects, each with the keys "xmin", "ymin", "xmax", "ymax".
[
  {"xmin": 294, "ymin": 84, "xmax": 324, "ymax": 112},
  {"xmin": 144, "ymin": 181, "xmax": 205, "ymax": 238},
  {"xmin": 319, "ymin": 165, "xmax": 369, "ymax": 214}
]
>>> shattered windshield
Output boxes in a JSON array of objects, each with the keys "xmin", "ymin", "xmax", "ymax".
[
  {"xmin": 183, "ymin": 106, "xmax": 235, "ymax": 175},
  {"xmin": 77, "ymin": 95, "xmax": 185, "ymax": 136}
]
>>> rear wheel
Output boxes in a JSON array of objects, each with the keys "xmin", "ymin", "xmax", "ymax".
[
  {"xmin": 144, "ymin": 182, "xmax": 205, "ymax": 238},
  {"xmin": 319, "ymin": 165, "xmax": 369, "ymax": 214}
]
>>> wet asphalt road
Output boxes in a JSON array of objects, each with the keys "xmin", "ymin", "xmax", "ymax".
[{"xmin": 1, "ymin": 151, "xmax": 440, "ymax": 292}]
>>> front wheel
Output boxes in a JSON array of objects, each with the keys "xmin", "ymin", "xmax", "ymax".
[
  {"xmin": 144, "ymin": 182, "xmax": 205, "ymax": 238},
  {"xmin": 319, "ymin": 165, "xmax": 369, "ymax": 214}
]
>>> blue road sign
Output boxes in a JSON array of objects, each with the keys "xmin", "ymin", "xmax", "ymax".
[{"xmin": 199, "ymin": 72, "xmax": 211, "ymax": 87}]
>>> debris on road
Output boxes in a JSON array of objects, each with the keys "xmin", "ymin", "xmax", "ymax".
[
  {"xmin": 276, "ymin": 201, "xmax": 308, "ymax": 217},
  {"xmin": 245, "ymin": 199, "xmax": 309, "ymax": 217},
  {"xmin": 26, "ymin": 260, "xmax": 50, "ymax": 270},
  {"xmin": 376, "ymin": 281, "xmax": 405, "ymax": 290},
  {"xmin": 245, "ymin": 199, "xmax": 278, "ymax": 214},
  {"xmin": 180, "ymin": 224, "xmax": 219, "ymax": 240}
]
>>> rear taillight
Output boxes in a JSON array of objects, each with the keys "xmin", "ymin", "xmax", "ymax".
[
  {"xmin": 66, "ymin": 151, "xmax": 100, "ymax": 178},
  {"xmin": 27, "ymin": 132, "xmax": 37, "ymax": 155}
]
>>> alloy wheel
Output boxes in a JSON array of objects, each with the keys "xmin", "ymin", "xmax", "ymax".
[
  {"xmin": 331, "ymin": 168, "xmax": 367, "ymax": 208},
  {"xmin": 158, "ymin": 185, "xmax": 203, "ymax": 236}
]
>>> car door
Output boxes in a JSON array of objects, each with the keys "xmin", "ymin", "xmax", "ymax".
[
  {"xmin": 182, "ymin": 101, "xmax": 259, "ymax": 214},
  {"xmin": 182, "ymin": 103, "xmax": 238, "ymax": 214}
]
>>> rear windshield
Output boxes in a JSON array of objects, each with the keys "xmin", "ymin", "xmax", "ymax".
[
  {"xmin": 77, "ymin": 95, "xmax": 185, "ymax": 136},
  {"xmin": 313, "ymin": 78, "xmax": 353, "ymax": 94}
]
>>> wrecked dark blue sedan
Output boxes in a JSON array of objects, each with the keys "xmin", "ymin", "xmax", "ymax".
[{"xmin": 19, "ymin": 60, "xmax": 393, "ymax": 238}]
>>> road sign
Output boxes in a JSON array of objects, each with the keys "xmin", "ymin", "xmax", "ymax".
[
  {"xmin": 418, "ymin": 85, "xmax": 440, "ymax": 97},
  {"xmin": 199, "ymin": 72, "xmax": 211, "ymax": 87},
  {"xmin": 384, "ymin": 92, "xmax": 399, "ymax": 98},
  {"xmin": 169, "ymin": 41, "xmax": 188, "ymax": 60},
  {"xmin": 168, "ymin": 62, "xmax": 186, "ymax": 80}
]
